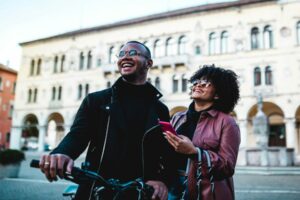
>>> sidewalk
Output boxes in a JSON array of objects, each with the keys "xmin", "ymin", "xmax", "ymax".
[{"xmin": 236, "ymin": 166, "xmax": 300, "ymax": 175}]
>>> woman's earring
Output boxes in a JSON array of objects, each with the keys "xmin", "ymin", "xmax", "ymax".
[{"xmin": 214, "ymin": 95, "xmax": 219, "ymax": 100}]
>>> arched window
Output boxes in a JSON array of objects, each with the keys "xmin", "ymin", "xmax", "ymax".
[
  {"xmin": 60, "ymin": 55, "xmax": 65, "ymax": 72},
  {"xmin": 182, "ymin": 75, "xmax": 188, "ymax": 92},
  {"xmin": 87, "ymin": 51, "xmax": 92, "ymax": 69},
  {"xmin": 97, "ymin": 58, "xmax": 102, "ymax": 67},
  {"xmin": 54, "ymin": 56, "xmax": 58, "ymax": 73},
  {"xmin": 37, "ymin": 59, "xmax": 41, "ymax": 75},
  {"xmin": 58, "ymin": 86, "xmax": 62, "ymax": 100},
  {"xmin": 220, "ymin": 31, "xmax": 229, "ymax": 53},
  {"xmin": 297, "ymin": 21, "xmax": 300, "ymax": 45},
  {"xmin": 28, "ymin": 89, "xmax": 32, "ymax": 103},
  {"xmin": 195, "ymin": 45, "xmax": 201, "ymax": 55},
  {"xmin": 178, "ymin": 35, "xmax": 187, "ymax": 55},
  {"xmin": 79, "ymin": 52, "xmax": 84, "ymax": 70},
  {"xmin": 251, "ymin": 27, "xmax": 260, "ymax": 50},
  {"xmin": 52, "ymin": 87, "xmax": 56, "ymax": 101},
  {"xmin": 30, "ymin": 60, "xmax": 35, "ymax": 76},
  {"xmin": 155, "ymin": 77, "xmax": 160, "ymax": 90},
  {"xmin": 254, "ymin": 67, "xmax": 261, "ymax": 86},
  {"xmin": 209, "ymin": 32, "xmax": 217, "ymax": 55},
  {"xmin": 263, "ymin": 25, "xmax": 273, "ymax": 49},
  {"xmin": 172, "ymin": 75, "xmax": 179, "ymax": 93},
  {"xmin": 153, "ymin": 39, "xmax": 163, "ymax": 58},
  {"xmin": 265, "ymin": 66, "xmax": 272, "ymax": 85},
  {"xmin": 166, "ymin": 37, "xmax": 176, "ymax": 56},
  {"xmin": 78, "ymin": 84, "xmax": 82, "ymax": 100},
  {"xmin": 147, "ymin": 77, "xmax": 152, "ymax": 84},
  {"xmin": 33, "ymin": 88, "xmax": 38, "ymax": 102},
  {"xmin": 108, "ymin": 46, "xmax": 115, "ymax": 64},
  {"xmin": 85, "ymin": 84, "xmax": 89, "ymax": 96}
]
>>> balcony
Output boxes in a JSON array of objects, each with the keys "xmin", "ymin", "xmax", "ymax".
[
  {"xmin": 101, "ymin": 63, "xmax": 118, "ymax": 73},
  {"xmin": 253, "ymin": 85, "xmax": 275, "ymax": 97},
  {"xmin": 153, "ymin": 54, "xmax": 189, "ymax": 66},
  {"xmin": 48, "ymin": 101, "xmax": 63, "ymax": 109}
]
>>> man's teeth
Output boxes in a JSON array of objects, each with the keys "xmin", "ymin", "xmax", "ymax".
[{"xmin": 122, "ymin": 63, "xmax": 133, "ymax": 67}]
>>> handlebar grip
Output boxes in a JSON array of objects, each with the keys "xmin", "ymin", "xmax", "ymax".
[{"xmin": 30, "ymin": 159, "xmax": 40, "ymax": 168}]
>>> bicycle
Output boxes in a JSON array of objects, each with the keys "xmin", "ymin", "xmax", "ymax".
[{"xmin": 30, "ymin": 159, "xmax": 154, "ymax": 200}]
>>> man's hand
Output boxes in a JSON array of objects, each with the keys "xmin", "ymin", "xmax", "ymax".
[
  {"xmin": 39, "ymin": 154, "xmax": 74, "ymax": 182},
  {"xmin": 146, "ymin": 180, "xmax": 168, "ymax": 200}
]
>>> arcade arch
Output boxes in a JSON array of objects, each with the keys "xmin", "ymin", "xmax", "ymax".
[
  {"xmin": 247, "ymin": 102, "xmax": 285, "ymax": 147},
  {"xmin": 21, "ymin": 114, "xmax": 39, "ymax": 150},
  {"xmin": 46, "ymin": 112, "xmax": 65, "ymax": 149},
  {"xmin": 170, "ymin": 106, "xmax": 187, "ymax": 118}
]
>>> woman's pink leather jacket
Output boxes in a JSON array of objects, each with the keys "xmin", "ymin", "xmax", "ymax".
[{"xmin": 171, "ymin": 109, "xmax": 240, "ymax": 200}]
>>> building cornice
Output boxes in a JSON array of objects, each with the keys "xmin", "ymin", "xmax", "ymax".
[{"xmin": 19, "ymin": 0, "xmax": 276, "ymax": 46}]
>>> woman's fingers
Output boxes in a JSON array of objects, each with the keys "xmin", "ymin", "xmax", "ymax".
[{"xmin": 164, "ymin": 133, "xmax": 177, "ymax": 148}]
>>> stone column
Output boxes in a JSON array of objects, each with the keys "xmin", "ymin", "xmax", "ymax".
[
  {"xmin": 9, "ymin": 126, "xmax": 22, "ymax": 150},
  {"xmin": 238, "ymin": 120, "xmax": 248, "ymax": 148},
  {"xmin": 285, "ymin": 118, "xmax": 296, "ymax": 148},
  {"xmin": 38, "ymin": 126, "xmax": 46, "ymax": 152}
]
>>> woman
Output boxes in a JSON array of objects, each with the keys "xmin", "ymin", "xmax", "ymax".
[{"xmin": 165, "ymin": 65, "xmax": 240, "ymax": 200}]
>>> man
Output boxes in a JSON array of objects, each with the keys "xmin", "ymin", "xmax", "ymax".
[{"xmin": 39, "ymin": 41, "xmax": 175, "ymax": 200}]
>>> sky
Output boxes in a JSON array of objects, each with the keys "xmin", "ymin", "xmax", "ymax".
[{"xmin": 0, "ymin": 0, "xmax": 233, "ymax": 70}]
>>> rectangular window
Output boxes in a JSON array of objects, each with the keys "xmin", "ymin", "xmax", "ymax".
[
  {"xmin": 12, "ymin": 82, "xmax": 16, "ymax": 94},
  {"xmin": 9, "ymin": 105, "xmax": 14, "ymax": 118}
]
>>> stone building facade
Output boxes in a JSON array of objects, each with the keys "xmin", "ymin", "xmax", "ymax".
[{"xmin": 10, "ymin": 0, "xmax": 300, "ymax": 163}]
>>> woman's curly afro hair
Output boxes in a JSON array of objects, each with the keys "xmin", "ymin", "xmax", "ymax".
[{"xmin": 190, "ymin": 64, "xmax": 240, "ymax": 114}]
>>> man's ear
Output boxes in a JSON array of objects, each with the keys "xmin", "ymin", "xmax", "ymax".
[{"xmin": 147, "ymin": 59, "xmax": 153, "ymax": 68}]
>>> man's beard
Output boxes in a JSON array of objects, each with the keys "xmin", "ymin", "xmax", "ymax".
[{"xmin": 122, "ymin": 73, "xmax": 137, "ymax": 82}]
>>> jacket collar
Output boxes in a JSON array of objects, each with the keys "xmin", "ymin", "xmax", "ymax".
[
  {"xmin": 111, "ymin": 77, "xmax": 163, "ymax": 102},
  {"xmin": 206, "ymin": 109, "xmax": 218, "ymax": 118},
  {"xmin": 188, "ymin": 101, "xmax": 218, "ymax": 118},
  {"xmin": 101, "ymin": 76, "xmax": 162, "ymax": 134}
]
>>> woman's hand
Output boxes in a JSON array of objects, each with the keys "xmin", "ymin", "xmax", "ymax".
[{"xmin": 164, "ymin": 131, "xmax": 197, "ymax": 155}]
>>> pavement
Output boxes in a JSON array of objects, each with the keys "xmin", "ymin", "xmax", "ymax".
[
  {"xmin": 1, "ymin": 151, "xmax": 300, "ymax": 200},
  {"xmin": 236, "ymin": 165, "xmax": 300, "ymax": 175}
]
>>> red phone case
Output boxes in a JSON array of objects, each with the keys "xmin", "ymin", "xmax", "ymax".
[{"xmin": 158, "ymin": 121, "xmax": 178, "ymax": 135}]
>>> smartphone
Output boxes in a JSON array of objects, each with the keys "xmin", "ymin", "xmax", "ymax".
[{"xmin": 158, "ymin": 121, "xmax": 178, "ymax": 135}]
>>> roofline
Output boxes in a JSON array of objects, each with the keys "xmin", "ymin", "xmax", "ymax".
[
  {"xmin": 20, "ymin": 0, "xmax": 276, "ymax": 46},
  {"xmin": 0, "ymin": 65, "xmax": 18, "ymax": 74}
]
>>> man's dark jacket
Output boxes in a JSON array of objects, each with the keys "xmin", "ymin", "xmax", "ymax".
[{"xmin": 51, "ymin": 78, "xmax": 176, "ymax": 199}]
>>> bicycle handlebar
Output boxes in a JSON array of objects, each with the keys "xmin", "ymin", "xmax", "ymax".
[{"xmin": 30, "ymin": 159, "xmax": 153, "ymax": 197}]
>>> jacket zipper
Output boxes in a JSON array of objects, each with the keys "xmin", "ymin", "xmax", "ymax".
[
  {"xmin": 141, "ymin": 124, "xmax": 160, "ymax": 180},
  {"xmin": 88, "ymin": 114, "xmax": 111, "ymax": 200}
]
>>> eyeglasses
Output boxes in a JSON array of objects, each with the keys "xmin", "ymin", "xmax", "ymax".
[
  {"xmin": 117, "ymin": 49, "xmax": 148, "ymax": 59},
  {"xmin": 191, "ymin": 79, "xmax": 211, "ymax": 88}
]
